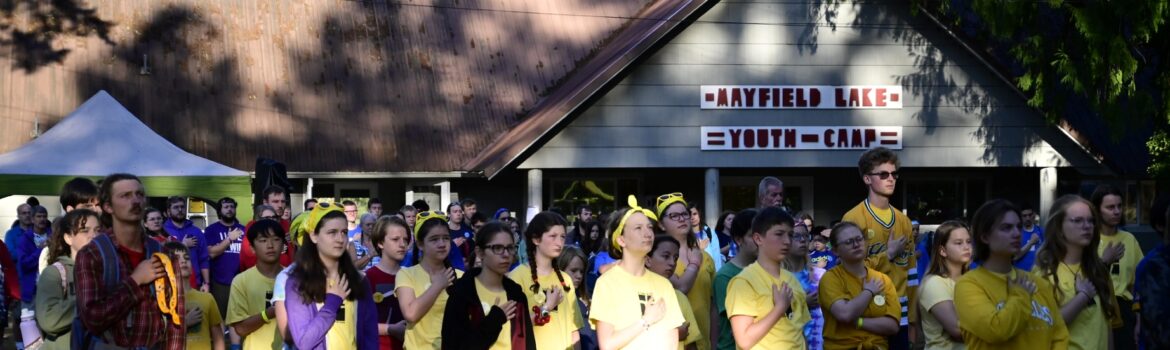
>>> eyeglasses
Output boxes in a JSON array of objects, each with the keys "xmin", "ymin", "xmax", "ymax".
[
  {"xmin": 838, "ymin": 237, "xmax": 866, "ymax": 247},
  {"xmin": 484, "ymin": 244, "xmax": 518, "ymax": 256},
  {"xmin": 867, "ymin": 171, "xmax": 899, "ymax": 180},
  {"xmin": 1066, "ymin": 216, "xmax": 1094, "ymax": 227},
  {"xmin": 666, "ymin": 212, "xmax": 689, "ymax": 222}
]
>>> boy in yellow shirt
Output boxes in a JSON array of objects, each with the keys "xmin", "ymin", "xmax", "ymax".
[
  {"xmin": 726, "ymin": 207, "xmax": 810, "ymax": 350},
  {"xmin": 841, "ymin": 147, "xmax": 916, "ymax": 349},
  {"xmin": 165, "ymin": 242, "xmax": 226, "ymax": 350},
  {"xmin": 646, "ymin": 235, "xmax": 702, "ymax": 350}
]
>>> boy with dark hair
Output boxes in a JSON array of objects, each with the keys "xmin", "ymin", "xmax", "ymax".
[
  {"xmin": 59, "ymin": 177, "xmax": 101, "ymax": 213},
  {"xmin": 164, "ymin": 242, "xmax": 225, "ymax": 350},
  {"xmin": 725, "ymin": 207, "xmax": 808, "ymax": 349},
  {"xmin": 227, "ymin": 220, "xmax": 285, "ymax": 350},
  {"xmin": 713, "ymin": 209, "xmax": 760, "ymax": 350},
  {"xmin": 459, "ymin": 198, "xmax": 478, "ymax": 221},
  {"xmin": 304, "ymin": 198, "xmax": 318, "ymax": 212},
  {"xmin": 368, "ymin": 198, "xmax": 384, "ymax": 218},
  {"xmin": 841, "ymin": 147, "xmax": 915, "ymax": 349},
  {"xmin": 205, "ymin": 197, "xmax": 245, "ymax": 317},
  {"xmin": 1012, "ymin": 203, "xmax": 1044, "ymax": 271}
]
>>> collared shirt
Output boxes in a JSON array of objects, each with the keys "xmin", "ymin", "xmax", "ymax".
[{"xmin": 75, "ymin": 232, "xmax": 185, "ymax": 350}]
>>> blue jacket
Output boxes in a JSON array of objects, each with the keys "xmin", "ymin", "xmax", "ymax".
[
  {"xmin": 12, "ymin": 227, "xmax": 41, "ymax": 302},
  {"xmin": 163, "ymin": 220, "xmax": 211, "ymax": 285}
]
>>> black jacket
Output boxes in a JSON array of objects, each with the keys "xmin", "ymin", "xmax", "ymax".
[{"xmin": 442, "ymin": 268, "xmax": 536, "ymax": 350}]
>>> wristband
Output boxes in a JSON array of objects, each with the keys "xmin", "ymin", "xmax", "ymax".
[
  {"xmin": 856, "ymin": 317, "xmax": 864, "ymax": 329},
  {"xmin": 860, "ymin": 289, "xmax": 873, "ymax": 298},
  {"xmin": 261, "ymin": 309, "xmax": 270, "ymax": 323},
  {"xmin": 231, "ymin": 345, "xmax": 242, "ymax": 350}
]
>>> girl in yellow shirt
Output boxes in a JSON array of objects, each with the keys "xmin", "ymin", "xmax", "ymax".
[
  {"xmin": 954, "ymin": 199, "xmax": 1069, "ymax": 350},
  {"xmin": 1034, "ymin": 195, "xmax": 1118, "ymax": 350},
  {"xmin": 656, "ymin": 193, "xmax": 716, "ymax": 350},
  {"xmin": 646, "ymin": 235, "xmax": 702, "ymax": 350},
  {"xmin": 509, "ymin": 212, "xmax": 580, "ymax": 350},
  {"xmin": 918, "ymin": 220, "xmax": 972, "ymax": 350},
  {"xmin": 591, "ymin": 196, "xmax": 686, "ymax": 350},
  {"xmin": 820, "ymin": 222, "xmax": 901, "ymax": 350},
  {"xmin": 396, "ymin": 211, "xmax": 460, "ymax": 350}
]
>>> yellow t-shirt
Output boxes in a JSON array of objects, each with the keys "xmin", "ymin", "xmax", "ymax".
[
  {"xmin": 674, "ymin": 251, "xmax": 715, "ymax": 350},
  {"xmin": 316, "ymin": 298, "xmax": 356, "ymax": 350},
  {"xmin": 1036, "ymin": 263, "xmax": 1108, "ymax": 350},
  {"xmin": 475, "ymin": 278, "xmax": 512, "ymax": 350},
  {"xmin": 843, "ymin": 201, "xmax": 918, "ymax": 325},
  {"xmin": 226, "ymin": 267, "xmax": 281, "ymax": 350},
  {"xmin": 186, "ymin": 290, "xmax": 223, "ymax": 350},
  {"xmin": 918, "ymin": 275, "xmax": 964, "ymax": 350},
  {"xmin": 508, "ymin": 264, "xmax": 580, "ymax": 350},
  {"xmin": 819, "ymin": 265, "xmax": 900, "ymax": 350},
  {"xmin": 397, "ymin": 265, "xmax": 464, "ymax": 350},
  {"xmin": 1098, "ymin": 230, "xmax": 1144, "ymax": 300},
  {"xmin": 590, "ymin": 264, "xmax": 686, "ymax": 350},
  {"xmin": 954, "ymin": 268, "xmax": 1069, "ymax": 350},
  {"xmin": 725, "ymin": 262, "xmax": 810, "ymax": 350},
  {"xmin": 676, "ymin": 290, "xmax": 701, "ymax": 349}
]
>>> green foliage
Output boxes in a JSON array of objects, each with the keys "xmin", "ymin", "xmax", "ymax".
[{"xmin": 921, "ymin": 0, "xmax": 1170, "ymax": 178}]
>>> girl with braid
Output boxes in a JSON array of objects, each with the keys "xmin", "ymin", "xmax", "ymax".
[{"xmin": 508, "ymin": 211, "xmax": 581, "ymax": 349}]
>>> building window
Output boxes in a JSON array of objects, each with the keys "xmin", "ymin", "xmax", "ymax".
[
  {"xmin": 549, "ymin": 178, "xmax": 639, "ymax": 220},
  {"xmin": 902, "ymin": 178, "xmax": 986, "ymax": 225}
]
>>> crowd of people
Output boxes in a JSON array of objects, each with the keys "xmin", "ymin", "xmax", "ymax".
[{"xmin": 0, "ymin": 146, "xmax": 1168, "ymax": 350}]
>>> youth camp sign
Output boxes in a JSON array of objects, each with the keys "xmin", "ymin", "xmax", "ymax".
[
  {"xmin": 701, "ymin": 126, "xmax": 903, "ymax": 150},
  {"xmin": 699, "ymin": 85, "xmax": 902, "ymax": 109}
]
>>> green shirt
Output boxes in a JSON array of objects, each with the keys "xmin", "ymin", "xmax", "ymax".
[
  {"xmin": 714, "ymin": 261, "xmax": 745, "ymax": 350},
  {"xmin": 35, "ymin": 256, "xmax": 75, "ymax": 350}
]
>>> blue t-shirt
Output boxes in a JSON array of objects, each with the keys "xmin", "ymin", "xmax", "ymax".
[
  {"xmin": 164, "ymin": 219, "xmax": 211, "ymax": 285},
  {"xmin": 1014, "ymin": 225, "xmax": 1044, "ymax": 271},
  {"xmin": 810, "ymin": 250, "xmax": 837, "ymax": 270},
  {"xmin": 204, "ymin": 221, "xmax": 245, "ymax": 286},
  {"xmin": 1135, "ymin": 243, "xmax": 1169, "ymax": 349}
]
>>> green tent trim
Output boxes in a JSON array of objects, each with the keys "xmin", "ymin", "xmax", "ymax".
[{"xmin": 0, "ymin": 175, "xmax": 254, "ymax": 221}]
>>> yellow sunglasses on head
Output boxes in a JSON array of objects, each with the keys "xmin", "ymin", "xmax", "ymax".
[
  {"xmin": 655, "ymin": 192, "xmax": 688, "ymax": 219},
  {"xmin": 414, "ymin": 211, "xmax": 449, "ymax": 239}
]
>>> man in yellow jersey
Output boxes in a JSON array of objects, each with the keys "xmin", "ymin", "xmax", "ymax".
[{"xmin": 841, "ymin": 147, "xmax": 916, "ymax": 350}]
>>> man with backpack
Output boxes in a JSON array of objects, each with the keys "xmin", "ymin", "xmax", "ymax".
[{"xmin": 75, "ymin": 173, "xmax": 185, "ymax": 349}]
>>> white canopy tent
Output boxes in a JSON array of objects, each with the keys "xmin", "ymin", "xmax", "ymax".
[{"xmin": 0, "ymin": 90, "xmax": 253, "ymax": 219}]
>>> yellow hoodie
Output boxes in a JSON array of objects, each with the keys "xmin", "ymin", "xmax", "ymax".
[{"xmin": 954, "ymin": 267, "xmax": 1069, "ymax": 350}]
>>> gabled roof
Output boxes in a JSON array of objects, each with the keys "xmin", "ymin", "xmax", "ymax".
[
  {"xmin": 462, "ymin": 0, "xmax": 717, "ymax": 178},
  {"xmin": 0, "ymin": 0, "xmax": 698, "ymax": 174},
  {"xmin": 0, "ymin": 91, "xmax": 245, "ymax": 177}
]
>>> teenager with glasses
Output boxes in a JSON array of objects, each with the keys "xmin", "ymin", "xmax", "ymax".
[
  {"xmin": 397, "ymin": 211, "xmax": 460, "ymax": 349},
  {"xmin": 917, "ymin": 220, "xmax": 971, "ymax": 350},
  {"xmin": 783, "ymin": 223, "xmax": 823, "ymax": 350},
  {"xmin": 444, "ymin": 222, "xmax": 536, "ymax": 350},
  {"xmin": 591, "ymin": 196, "xmax": 685, "ymax": 349},
  {"xmin": 820, "ymin": 221, "xmax": 900, "ymax": 350},
  {"xmin": 1034, "ymin": 195, "xmax": 1119, "ymax": 350},
  {"xmin": 954, "ymin": 199, "xmax": 1068, "ymax": 349},
  {"xmin": 656, "ymin": 193, "xmax": 716, "ymax": 350},
  {"xmin": 841, "ymin": 147, "xmax": 917, "ymax": 349},
  {"xmin": 508, "ymin": 211, "xmax": 580, "ymax": 349}
]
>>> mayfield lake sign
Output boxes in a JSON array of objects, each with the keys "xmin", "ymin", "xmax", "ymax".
[{"xmin": 699, "ymin": 85, "xmax": 903, "ymax": 109}]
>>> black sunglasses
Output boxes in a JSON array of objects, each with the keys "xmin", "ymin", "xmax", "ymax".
[{"xmin": 867, "ymin": 171, "xmax": 899, "ymax": 180}]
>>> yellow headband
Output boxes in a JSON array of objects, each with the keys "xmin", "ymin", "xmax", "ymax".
[
  {"xmin": 414, "ymin": 211, "xmax": 449, "ymax": 240},
  {"xmin": 303, "ymin": 202, "xmax": 344, "ymax": 241},
  {"xmin": 655, "ymin": 192, "xmax": 688, "ymax": 219},
  {"xmin": 612, "ymin": 195, "xmax": 658, "ymax": 254}
]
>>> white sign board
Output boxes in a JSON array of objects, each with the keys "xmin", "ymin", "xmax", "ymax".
[
  {"xmin": 701, "ymin": 126, "xmax": 903, "ymax": 150},
  {"xmin": 700, "ymin": 85, "xmax": 903, "ymax": 109}
]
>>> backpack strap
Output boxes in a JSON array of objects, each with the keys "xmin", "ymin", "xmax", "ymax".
[
  {"xmin": 91, "ymin": 234, "xmax": 121, "ymax": 290},
  {"xmin": 52, "ymin": 262, "xmax": 68, "ymax": 294}
]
